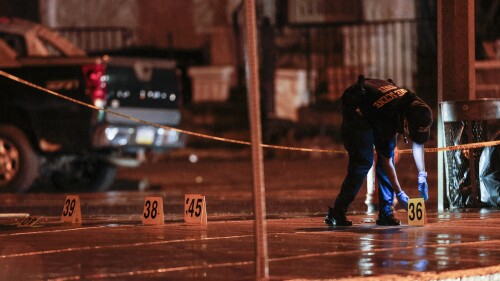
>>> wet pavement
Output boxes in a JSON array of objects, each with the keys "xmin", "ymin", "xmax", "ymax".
[
  {"xmin": 0, "ymin": 207, "xmax": 499, "ymax": 280},
  {"xmin": 1, "ymin": 155, "xmax": 500, "ymax": 280}
]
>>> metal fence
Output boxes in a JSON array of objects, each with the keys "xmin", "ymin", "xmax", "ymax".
[
  {"xmin": 280, "ymin": 20, "xmax": 418, "ymax": 101},
  {"xmin": 55, "ymin": 26, "xmax": 133, "ymax": 53},
  {"xmin": 55, "ymin": 20, "xmax": 420, "ymax": 103}
]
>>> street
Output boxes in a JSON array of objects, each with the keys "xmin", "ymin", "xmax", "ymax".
[{"xmin": 7, "ymin": 150, "xmax": 498, "ymax": 280}]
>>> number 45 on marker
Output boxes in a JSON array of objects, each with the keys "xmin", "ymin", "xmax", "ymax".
[{"xmin": 184, "ymin": 194, "xmax": 207, "ymax": 226}]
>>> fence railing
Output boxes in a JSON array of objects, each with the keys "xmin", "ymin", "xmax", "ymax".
[
  {"xmin": 281, "ymin": 20, "xmax": 418, "ymax": 101},
  {"xmin": 55, "ymin": 21, "xmax": 420, "ymax": 104},
  {"xmin": 55, "ymin": 26, "xmax": 133, "ymax": 52}
]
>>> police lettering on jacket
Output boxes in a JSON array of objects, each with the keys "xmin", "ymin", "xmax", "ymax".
[{"xmin": 372, "ymin": 85, "xmax": 408, "ymax": 109}]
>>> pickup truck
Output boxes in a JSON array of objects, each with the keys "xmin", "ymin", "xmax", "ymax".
[{"xmin": 0, "ymin": 17, "xmax": 185, "ymax": 192}]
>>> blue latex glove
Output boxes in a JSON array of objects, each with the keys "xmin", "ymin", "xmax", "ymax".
[
  {"xmin": 396, "ymin": 191, "xmax": 409, "ymax": 211},
  {"xmin": 418, "ymin": 171, "xmax": 428, "ymax": 201}
]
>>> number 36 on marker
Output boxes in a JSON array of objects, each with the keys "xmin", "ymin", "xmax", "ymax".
[
  {"xmin": 407, "ymin": 198, "xmax": 426, "ymax": 226},
  {"xmin": 184, "ymin": 194, "xmax": 207, "ymax": 226}
]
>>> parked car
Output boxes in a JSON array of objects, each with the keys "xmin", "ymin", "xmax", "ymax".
[{"xmin": 0, "ymin": 17, "xmax": 185, "ymax": 192}]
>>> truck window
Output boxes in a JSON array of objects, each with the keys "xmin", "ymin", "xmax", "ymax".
[
  {"xmin": 0, "ymin": 32, "xmax": 27, "ymax": 57},
  {"xmin": 38, "ymin": 36, "xmax": 65, "ymax": 56}
]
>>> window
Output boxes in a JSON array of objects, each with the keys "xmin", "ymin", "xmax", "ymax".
[{"xmin": 0, "ymin": 32, "xmax": 27, "ymax": 56}]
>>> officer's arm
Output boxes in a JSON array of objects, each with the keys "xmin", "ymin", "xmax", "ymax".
[
  {"xmin": 412, "ymin": 142, "xmax": 426, "ymax": 172},
  {"xmin": 413, "ymin": 142, "xmax": 429, "ymax": 201},
  {"xmin": 379, "ymin": 155, "xmax": 403, "ymax": 194}
]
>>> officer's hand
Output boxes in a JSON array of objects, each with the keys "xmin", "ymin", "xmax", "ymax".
[
  {"xmin": 418, "ymin": 171, "xmax": 428, "ymax": 201},
  {"xmin": 396, "ymin": 191, "xmax": 409, "ymax": 211}
]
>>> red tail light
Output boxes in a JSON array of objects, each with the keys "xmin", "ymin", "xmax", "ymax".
[
  {"xmin": 82, "ymin": 64, "xmax": 107, "ymax": 108},
  {"xmin": 0, "ymin": 18, "xmax": 12, "ymax": 24}
]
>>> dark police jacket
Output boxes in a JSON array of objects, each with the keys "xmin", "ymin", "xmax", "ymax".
[{"xmin": 341, "ymin": 78, "xmax": 420, "ymax": 141}]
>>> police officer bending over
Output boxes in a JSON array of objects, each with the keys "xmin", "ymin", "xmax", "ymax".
[{"xmin": 325, "ymin": 76, "xmax": 432, "ymax": 226}]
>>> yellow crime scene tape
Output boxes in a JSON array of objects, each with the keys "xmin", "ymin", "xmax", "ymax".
[{"xmin": 1, "ymin": 69, "xmax": 499, "ymax": 155}]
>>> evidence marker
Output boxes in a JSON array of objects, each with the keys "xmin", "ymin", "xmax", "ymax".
[
  {"xmin": 18, "ymin": 216, "xmax": 42, "ymax": 227},
  {"xmin": 61, "ymin": 195, "xmax": 82, "ymax": 224},
  {"xmin": 142, "ymin": 196, "xmax": 165, "ymax": 225},
  {"xmin": 184, "ymin": 194, "xmax": 207, "ymax": 226},
  {"xmin": 407, "ymin": 198, "xmax": 426, "ymax": 226}
]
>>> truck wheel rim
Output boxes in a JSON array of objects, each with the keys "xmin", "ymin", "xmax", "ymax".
[{"xmin": 0, "ymin": 138, "xmax": 19, "ymax": 185}]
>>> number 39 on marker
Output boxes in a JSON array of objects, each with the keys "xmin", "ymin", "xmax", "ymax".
[
  {"xmin": 61, "ymin": 195, "xmax": 82, "ymax": 224},
  {"xmin": 408, "ymin": 198, "xmax": 426, "ymax": 226},
  {"xmin": 184, "ymin": 194, "xmax": 207, "ymax": 226}
]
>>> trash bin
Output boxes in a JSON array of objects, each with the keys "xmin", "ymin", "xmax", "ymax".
[
  {"xmin": 441, "ymin": 99, "xmax": 500, "ymax": 208},
  {"xmin": 479, "ymin": 131, "xmax": 500, "ymax": 207}
]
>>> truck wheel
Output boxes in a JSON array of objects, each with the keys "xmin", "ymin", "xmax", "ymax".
[
  {"xmin": 85, "ymin": 161, "xmax": 117, "ymax": 192},
  {"xmin": 0, "ymin": 125, "xmax": 40, "ymax": 193},
  {"xmin": 52, "ymin": 159, "xmax": 116, "ymax": 192}
]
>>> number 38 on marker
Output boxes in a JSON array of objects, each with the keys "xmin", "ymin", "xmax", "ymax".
[
  {"xmin": 142, "ymin": 197, "xmax": 164, "ymax": 225},
  {"xmin": 408, "ymin": 198, "xmax": 426, "ymax": 226},
  {"xmin": 184, "ymin": 194, "xmax": 207, "ymax": 226}
]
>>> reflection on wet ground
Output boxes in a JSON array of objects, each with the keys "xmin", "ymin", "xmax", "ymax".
[
  {"xmin": 1, "ymin": 156, "xmax": 499, "ymax": 279},
  {"xmin": 0, "ymin": 205, "xmax": 499, "ymax": 280}
]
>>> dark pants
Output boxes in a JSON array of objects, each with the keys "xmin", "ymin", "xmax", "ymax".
[{"xmin": 333, "ymin": 113, "xmax": 396, "ymax": 216}]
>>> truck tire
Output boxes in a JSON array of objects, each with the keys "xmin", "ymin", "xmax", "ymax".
[
  {"xmin": 0, "ymin": 125, "xmax": 40, "ymax": 192},
  {"xmin": 85, "ymin": 161, "xmax": 117, "ymax": 192},
  {"xmin": 51, "ymin": 158, "xmax": 116, "ymax": 192}
]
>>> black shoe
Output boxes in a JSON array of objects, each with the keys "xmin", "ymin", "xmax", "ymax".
[
  {"xmin": 376, "ymin": 213, "xmax": 400, "ymax": 226},
  {"xmin": 324, "ymin": 206, "xmax": 353, "ymax": 226}
]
